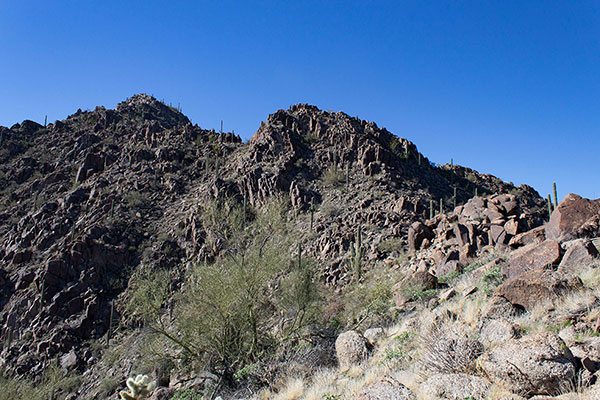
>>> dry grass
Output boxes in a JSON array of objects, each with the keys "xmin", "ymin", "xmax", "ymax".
[
  {"xmin": 251, "ymin": 254, "xmax": 600, "ymax": 400},
  {"xmin": 273, "ymin": 378, "xmax": 305, "ymax": 400}
]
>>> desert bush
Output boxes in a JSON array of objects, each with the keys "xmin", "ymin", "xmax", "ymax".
[
  {"xmin": 321, "ymin": 202, "xmax": 341, "ymax": 219},
  {"xmin": 0, "ymin": 363, "xmax": 80, "ymax": 400},
  {"xmin": 418, "ymin": 323, "xmax": 483, "ymax": 376},
  {"xmin": 322, "ymin": 165, "xmax": 344, "ymax": 187},
  {"xmin": 126, "ymin": 196, "xmax": 321, "ymax": 383},
  {"xmin": 340, "ymin": 264, "xmax": 398, "ymax": 328},
  {"xmin": 376, "ymin": 237, "xmax": 403, "ymax": 255},
  {"xmin": 123, "ymin": 190, "xmax": 148, "ymax": 208}
]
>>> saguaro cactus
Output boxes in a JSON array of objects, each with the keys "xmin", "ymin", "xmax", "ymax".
[
  {"xmin": 351, "ymin": 226, "xmax": 365, "ymax": 279},
  {"xmin": 429, "ymin": 199, "xmax": 434, "ymax": 220},
  {"xmin": 453, "ymin": 187, "xmax": 457, "ymax": 209},
  {"xmin": 107, "ymin": 301, "xmax": 115, "ymax": 346},
  {"xmin": 553, "ymin": 182, "xmax": 558, "ymax": 207},
  {"xmin": 345, "ymin": 164, "xmax": 350, "ymax": 188}
]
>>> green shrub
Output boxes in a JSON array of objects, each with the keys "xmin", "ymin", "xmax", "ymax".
[
  {"xmin": 377, "ymin": 237, "xmax": 403, "ymax": 255},
  {"xmin": 322, "ymin": 165, "xmax": 344, "ymax": 187},
  {"xmin": 340, "ymin": 264, "xmax": 399, "ymax": 328},
  {"xmin": 123, "ymin": 191, "xmax": 148, "ymax": 208},
  {"xmin": 171, "ymin": 389, "xmax": 203, "ymax": 400},
  {"xmin": 126, "ymin": 197, "xmax": 321, "ymax": 382},
  {"xmin": 0, "ymin": 363, "xmax": 80, "ymax": 400}
]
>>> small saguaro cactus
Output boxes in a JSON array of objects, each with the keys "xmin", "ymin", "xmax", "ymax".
[
  {"xmin": 351, "ymin": 225, "xmax": 365, "ymax": 279},
  {"xmin": 439, "ymin": 198, "xmax": 443, "ymax": 215},
  {"xmin": 547, "ymin": 194, "xmax": 554, "ymax": 220},
  {"xmin": 39, "ymin": 280, "xmax": 45, "ymax": 313},
  {"xmin": 345, "ymin": 164, "xmax": 350, "ymax": 188},
  {"xmin": 120, "ymin": 374, "xmax": 156, "ymax": 400},
  {"xmin": 310, "ymin": 202, "xmax": 315, "ymax": 232},
  {"xmin": 106, "ymin": 301, "xmax": 115, "ymax": 346},
  {"xmin": 243, "ymin": 191, "xmax": 248, "ymax": 226},
  {"xmin": 553, "ymin": 182, "xmax": 558, "ymax": 208},
  {"xmin": 453, "ymin": 187, "xmax": 457, "ymax": 209},
  {"xmin": 333, "ymin": 152, "xmax": 338, "ymax": 173},
  {"xmin": 429, "ymin": 199, "xmax": 434, "ymax": 220}
]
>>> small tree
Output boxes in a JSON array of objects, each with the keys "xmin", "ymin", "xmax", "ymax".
[{"xmin": 126, "ymin": 196, "xmax": 320, "ymax": 383}]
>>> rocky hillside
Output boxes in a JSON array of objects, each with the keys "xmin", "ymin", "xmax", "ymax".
[
  {"xmin": 0, "ymin": 94, "xmax": 551, "ymax": 398},
  {"xmin": 279, "ymin": 192, "xmax": 600, "ymax": 400}
]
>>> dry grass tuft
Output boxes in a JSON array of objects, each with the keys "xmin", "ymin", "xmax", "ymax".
[
  {"xmin": 272, "ymin": 377, "xmax": 305, "ymax": 400},
  {"xmin": 416, "ymin": 321, "xmax": 483, "ymax": 376}
]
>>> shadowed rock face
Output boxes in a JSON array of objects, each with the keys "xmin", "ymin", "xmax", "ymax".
[{"xmin": 0, "ymin": 95, "xmax": 546, "ymax": 385}]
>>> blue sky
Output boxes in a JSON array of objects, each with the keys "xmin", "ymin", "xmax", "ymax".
[{"xmin": 1, "ymin": 1, "xmax": 598, "ymax": 199}]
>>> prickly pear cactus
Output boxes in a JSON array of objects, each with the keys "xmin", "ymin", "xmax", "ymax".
[{"xmin": 119, "ymin": 374, "xmax": 156, "ymax": 400}]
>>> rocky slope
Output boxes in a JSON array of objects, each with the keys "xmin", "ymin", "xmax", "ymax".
[
  {"xmin": 0, "ymin": 94, "xmax": 550, "ymax": 397},
  {"xmin": 300, "ymin": 192, "xmax": 600, "ymax": 400}
]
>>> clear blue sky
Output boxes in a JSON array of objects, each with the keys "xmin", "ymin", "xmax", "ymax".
[{"xmin": 1, "ymin": 1, "xmax": 598, "ymax": 199}]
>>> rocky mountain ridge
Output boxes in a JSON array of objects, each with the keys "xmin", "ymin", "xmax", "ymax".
[{"xmin": 0, "ymin": 94, "xmax": 551, "ymax": 397}]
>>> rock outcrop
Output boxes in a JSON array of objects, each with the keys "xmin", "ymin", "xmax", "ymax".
[
  {"xmin": 357, "ymin": 377, "xmax": 416, "ymax": 400},
  {"xmin": 495, "ymin": 269, "xmax": 583, "ymax": 311},
  {"xmin": 335, "ymin": 330, "xmax": 368, "ymax": 370},
  {"xmin": 546, "ymin": 194, "xmax": 600, "ymax": 243},
  {"xmin": 478, "ymin": 332, "xmax": 576, "ymax": 397}
]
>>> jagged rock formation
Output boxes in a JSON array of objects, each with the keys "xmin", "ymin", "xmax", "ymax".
[{"xmin": 0, "ymin": 94, "xmax": 548, "ymax": 394}]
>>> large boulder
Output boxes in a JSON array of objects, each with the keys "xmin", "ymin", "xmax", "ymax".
[
  {"xmin": 502, "ymin": 239, "xmax": 562, "ymax": 280},
  {"xmin": 558, "ymin": 238, "xmax": 600, "ymax": 274},
  {"xmin": 478, "ymin": 318, "xmax": 519, "ymax": 348},
  {"xmin": 495, "ymin": 193, "xmax": 520, "ymax": 216},
  {"xmin": 363, "ymin": 327, "xmax": 385, "ymax": 346},
  {"xmin": 357, "ymin": 377, "xmax": 416, "ymax": 400},
  {"xmin": 392, "ymin": 271, "xmax": 439, "ymax": 306},
  {"xmin": 509, "ymin": 226, "xmax": 546, "ymax": 249},
  {"xmin": 335, "ymin": 330, "xmax": 368, "ymax": 370},
  {"xmin": 495, "ymin": 269, "xmax": 583, "ymax": 311},
  {"xmin": 478, "ymin": 332, "xmax": 576, "ymax": 397},
  {"xmin": 546, "ymin": 194, "xmax": 600, "ymax": 243},
  {"xmin": 420, "ymin": 373, "xmax": 490, "ymax": 400}
]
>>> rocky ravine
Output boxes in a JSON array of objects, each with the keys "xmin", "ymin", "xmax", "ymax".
[{"xmin": 0, "ymin": 94, "xmax": 549, "ymax": 397}]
